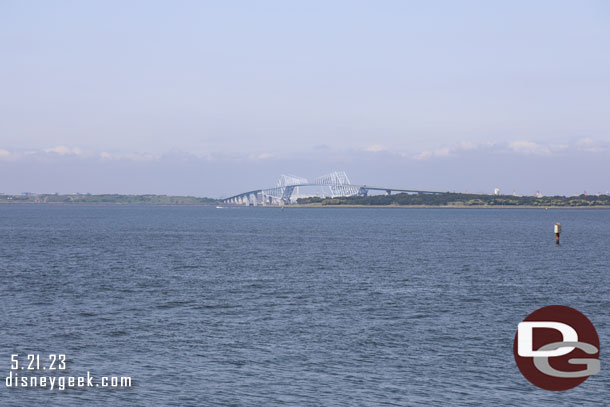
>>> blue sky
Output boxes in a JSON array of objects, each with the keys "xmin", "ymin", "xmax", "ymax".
[{"xmin": 1, "ymin": 1, "xmax": 609, "ymax": 196}]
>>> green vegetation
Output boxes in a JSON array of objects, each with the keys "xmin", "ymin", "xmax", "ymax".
[
  {"xmin": 3, "ymin": 192, "xmax": 610, "ymax": 207},
  {"xmin": 0, "ymin": 193, "xmax": 221, "ymax": 205},
  {"xmin": 296, "ymin": 193, "xmax": 610, "ymax": 207}
]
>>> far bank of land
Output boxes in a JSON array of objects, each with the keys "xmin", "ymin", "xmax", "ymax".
[
  {"xmin": 2, "ymin": 192, "xmax": 610, "ymax": 208},
  {"xmin": 295, "ymin": 192, "xmax": 610, "ymax": 207}
]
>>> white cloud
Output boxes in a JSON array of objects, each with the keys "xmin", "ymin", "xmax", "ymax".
[
  {"xmin": 3, "ymin": 139, "xmax": 608, "ymax": 167},
  {"xmin": 412, "ymin": 139, "xmax": 606, "ymax": 160},
  {"xmin": 125, "ymin": 153, "xmax": 158, "ymax": 161},
  {"xmin": 457, "ymin": 141, "xmax": 477, "ymax": 150},
  {"xmin": 413, "ymin": 147, "xmax": 451, "ymax": 160},
  {"xmin": 0, "ymin": 149, "xmax": 22, "ymax": 161},
  {"xmin": 411, "ymin": 140, "xmax": 487, "ymax": 160},
  {"xmin": 99, "ymin": 151, "xmax": 159, "ymax": 161},
  {"xmin": 237, "ymin": 152, "xmax": 275, "ymax": 161},
  {"xmin": 364, "ymin": 144, "xmax": 385, "ymax": 152},
  {"xmin": 508, "ymin": 141, "xmax": 552, "ymax": 155},
  {"xmin": 190, "ymin": 152, "xmax": 214, "ymax": 161},
  {"xmin": 576, "ymin": 138, "xmax": 606, "ymax": 153},
  {"xmin": 44, "ymin": 146, "xmax": 83, "ymax": 156}
]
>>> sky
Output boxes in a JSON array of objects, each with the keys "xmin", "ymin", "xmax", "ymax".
[{"xmin": 1, "ymin": 0, "xmax": 609, "ymax": 197}]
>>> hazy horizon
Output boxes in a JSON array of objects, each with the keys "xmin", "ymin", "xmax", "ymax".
[{"xmin": 2, "ymin": 1, "xmax": 609, "ymax": 197}]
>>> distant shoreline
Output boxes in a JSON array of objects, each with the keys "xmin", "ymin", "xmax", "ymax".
[
  {"xmin": 2, "ymin": 192, "xmax": 610, "ymax": 209},
  {"xmin": 0, "ymin": 202, "xmax": 217, "ymax": 207},
  {"xmin": 2, "ymin": 202, "xmax": 610, "ymax": 210},
  {"xmin": 0, "ymin": 193, "xmax": 219, "ymax": 206},
  {"xmin": 287, "ymin": 204, "xmax": 610, "ymax": 209}
]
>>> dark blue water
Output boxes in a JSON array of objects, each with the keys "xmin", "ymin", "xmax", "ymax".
[{"xmin": 0, "ymin": 205, "xmax": 609, "ymax": 406}]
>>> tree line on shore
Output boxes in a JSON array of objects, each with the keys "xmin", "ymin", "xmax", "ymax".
[
  {"xmin": 296, "ymin": 193, "xmax": 610, "ymax": 207},
  {"xmin": 0, "ymin": 193, "xmax": 220, "ymax": 205},
  {"xmin": 3, "ymin": 192, "xmax": 610, "ymax": 207}
]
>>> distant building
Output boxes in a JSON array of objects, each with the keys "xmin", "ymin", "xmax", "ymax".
[{"xmin": 493, "ymin": 188, "xmax": 500, "ymax": 195}]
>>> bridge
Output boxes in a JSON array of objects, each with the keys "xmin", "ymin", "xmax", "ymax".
[{"xmin": 222, "ymin": 171, "xmax": 444, "ymax": 206}]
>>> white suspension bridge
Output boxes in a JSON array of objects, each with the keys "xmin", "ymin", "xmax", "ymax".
[{"xmin": 222, "ymin": 171, "xmax": 444, "ymax": 206}]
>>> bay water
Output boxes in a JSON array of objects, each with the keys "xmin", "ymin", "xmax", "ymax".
[{"xmin": 1, "ymin": 205, "xmax": 608, "ymax": 405}]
